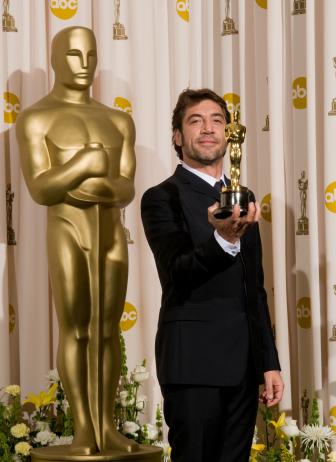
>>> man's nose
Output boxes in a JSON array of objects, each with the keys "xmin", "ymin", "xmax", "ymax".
[{"xmin": 201, "ymin": 120, "xmax": 214, "ymax": 133}]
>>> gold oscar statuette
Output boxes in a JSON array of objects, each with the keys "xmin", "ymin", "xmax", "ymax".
[
  {"xmin": 296, "ymin": 170, "xmax": 309, "ymax": 235},
  {"xmin": 2, "ymin": 0, "xmax": 17, "ymax": 32},
  {"xmin": 262, "ymin": 77, "xmax": 270, "ymax": 131},
  {"xmin": 113, "ymin": 0, "xmax": 128, "ymax": 40},
  {"xmin": 16, "ymin": 26, "xmax": 161, "ymax": 462},
  {"xmin": 6, "ymin": 183, "xmax": 16, "ymax": 245},
  {"xmin": 214, "ymin": 110, "xmax": 251, "ymax": 219},
  {"xmin": 221, "ymin": 0, "xmax": 238, "ymax": 36},
  {"xmin": 328, "ymin": 57, "xmax": 336, "ymax": 116},
  {"xmin": 292, "ymin": 0, "xmax": 306, "ymax": 15},
  {"xmin": 262, "ymin": 114, "xmax": 270, "ymax": 132}
]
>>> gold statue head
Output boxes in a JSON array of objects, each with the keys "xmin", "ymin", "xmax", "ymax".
[{"xmin": 51, "ymin": 26, "xmax": 97, "ymax": 90}]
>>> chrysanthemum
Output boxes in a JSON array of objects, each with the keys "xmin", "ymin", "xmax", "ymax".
[
  {"xmin": 10, "ymin": 423, "xmax": 30, "ymax": 438},
  {"xmin": 300, "ymin": 424, "xmax": 335, "ymax": 453},
  {"xmin": 15, "ymin": 441, "xmax": 32, "ymax": 456},
  {"xmin": 4, "ymin": 384, "xmax": 21, "ymax": 396}
]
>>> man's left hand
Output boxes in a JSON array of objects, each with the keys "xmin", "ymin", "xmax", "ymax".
[{"xmin": 261, "ymin": 370, "xmax": 284, "ymax": 407}]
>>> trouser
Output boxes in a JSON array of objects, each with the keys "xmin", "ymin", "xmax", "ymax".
[{"xmin": 161, "ymin": 373, "xmax": 259, "ymax": 462}]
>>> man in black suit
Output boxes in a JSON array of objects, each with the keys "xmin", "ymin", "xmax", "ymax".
[{"xmin": 141, "ymin": 88, "xmax": 284, "ymax": 462}]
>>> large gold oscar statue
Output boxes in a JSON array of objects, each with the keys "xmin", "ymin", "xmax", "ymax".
[{"xmin": 16, "ymin": 27, "xmax": 161, "ymax": 462}]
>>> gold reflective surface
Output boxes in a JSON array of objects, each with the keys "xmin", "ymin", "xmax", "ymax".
[{"xmin": 15, "ymin": 27, "xmax": 157, "ymax": 459}]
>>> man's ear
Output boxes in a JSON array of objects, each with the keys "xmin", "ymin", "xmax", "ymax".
[{"xmin": 174, "ymin": 129, "xmax": 183, "ymax": 147}]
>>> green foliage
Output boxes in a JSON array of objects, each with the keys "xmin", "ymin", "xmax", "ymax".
[{"xmin": 309, "ymin": 397, "xmax": 320, "ymax": 425}]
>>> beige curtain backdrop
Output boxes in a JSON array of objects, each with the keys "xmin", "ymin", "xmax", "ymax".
[{"xmin": 1, "ymin": 0, "xmax": 336, "ymax": 427}]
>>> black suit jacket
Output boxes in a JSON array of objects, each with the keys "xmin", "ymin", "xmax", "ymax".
[{"xmin": 141, "ymin": 165, "xmax": 280, "ymax": 386}]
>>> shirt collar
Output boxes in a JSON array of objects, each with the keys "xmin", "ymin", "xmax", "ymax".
[{"xmin": 181, "ymin": 162, "xmax": 226, "ymax": 187}]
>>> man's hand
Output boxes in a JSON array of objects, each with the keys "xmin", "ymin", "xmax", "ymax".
[
  {"xmin": 208, "ymin": 201, "xmax": 261, "ymax": 243},
  {"xmin": 261, "ymin": 370, "xmax": 284, "ymax": 407}
]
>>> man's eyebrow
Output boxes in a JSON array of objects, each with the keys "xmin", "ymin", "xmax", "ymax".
[{"xmin": 186, "ymin": 112, "xmax": 225, "ymax": 121}]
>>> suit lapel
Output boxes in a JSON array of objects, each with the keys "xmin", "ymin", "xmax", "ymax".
[{"xmin": 174, "ymin": 164, "xmax": 220, "ymax": 202}]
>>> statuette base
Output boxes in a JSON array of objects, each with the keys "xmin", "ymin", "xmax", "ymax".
[
  {"xmin": 2, "ymin": 14, "xmax": 17, "ymax": 32},
  {"xmin": 31, "ymin": 445, "xmax": 162, "ymax": 462},
  {"xmin": 214, "ymin": 187, "xmax": 250, "ymax": 219},
  {"xmin": 113, "ymin": 23, "xmax": 128, "ymax": 40},
  {"xmin": 296, "ymin": 217, "xmax": 309, "ymax": 235},
  {"xmin": 221, "ymin": 18, "xmax": 238, "ymax": 36},
  {"xmin": 328, "ymin": 98, "xmax": 336, "ymax": 116}
]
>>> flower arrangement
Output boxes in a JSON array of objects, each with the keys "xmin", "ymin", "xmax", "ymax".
[
  {"xmin": 0, "ymin": 332, "xmax": 170, "ymax": 461},
  {"xmin": 251, "ymin": 396, "xmax": 336, "ymax": 462}
]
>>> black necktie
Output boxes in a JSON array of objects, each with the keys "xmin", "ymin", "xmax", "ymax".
[{"xmin": 213, "ymin": 180, "xmax": 224, "ymax": 193}]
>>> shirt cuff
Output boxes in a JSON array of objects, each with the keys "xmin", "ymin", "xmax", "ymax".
[{"xmin": 214, "ymin": 230, "xmax": 241, "ymax": 257}]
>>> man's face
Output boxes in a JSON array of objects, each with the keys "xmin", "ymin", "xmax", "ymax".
[
  {"xmin": 174, "ymin": 99, "xmax": 227, "ymax": 167},
  {"xmin": 53, "ymin": 28, "xmax": 97, "ymax": 90}
]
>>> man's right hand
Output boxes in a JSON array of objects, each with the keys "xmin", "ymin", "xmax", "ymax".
[
  {"xmin": 75, "ymin": 145, "xmax": 108, "ymax": 177},
  {"xmin": 208, "ymin": 201, "xmax": 261, "ymax": 244}
]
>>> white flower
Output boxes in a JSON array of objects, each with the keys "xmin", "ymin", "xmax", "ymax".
[
  {"xmin": 123, "ymin": 421, "xmax": 140, "ymax": 435},
  {"xmin": 282, "ymin": 417, "xmax": 300, "ymax": 438},
  {"xmin": 50, "ymin": 435, "xmax": 73, "ymax": 446},
  {"xmin": 61, "ymin": 399, "xmax": 69, "ymax": 413},
  {"xmin": 142, "ymin": 423, "xmax": 158, "ymax": 441},
  {"xmin": 299, "ymin": 460, "xmax": 311, "ymax": 462},
  {"xmin": 328, "ymin": 452, "xmax": 336, "ymax": 462},
  {"xmin": 35, "ymin": 430, "xmax": 57, "ymax": 446},
  {"xmin": 10, "ymin": 423, "xmax": 30, "ymax": 438},
  {"xmin": 35, "ymin": 421, "xmax": 50, "ymax": 432},
  {"xmin": 131, "ymin": 365, "xmax": 149, "ymax": 383},
  {"xmin": 15, "ymin": 442, "xmax": 32, "ymax": 456},
  {"xmin": 46, "ymin": 368, "xmax": 60, "ymax": 384},
  {"xmin": 300, "ymin": 424, "xmax": 335, "ymax": 453},
  {"xmin": 136, "ymin": 394, "xmax": 148, "ymax": 411},
  {"xmin": 119, "ymin": 390, "xmax": 135, "ymax": 407},
  {"xmin": 4, "ymin": 384, "xmax": 21, "ymax": 396}
]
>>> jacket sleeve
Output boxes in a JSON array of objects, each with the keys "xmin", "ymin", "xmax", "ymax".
[
  {"xmin": 254, "ymin": 224, "xmax": 281, "ymax": 372},
  {"xmin": 141, "ymin": 183, "xmax": 238, "ymax": 291}
]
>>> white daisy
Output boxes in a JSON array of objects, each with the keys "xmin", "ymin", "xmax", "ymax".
[{"xmin": 300, "ymin": 424, "xmax": 335, "ymax": 453}]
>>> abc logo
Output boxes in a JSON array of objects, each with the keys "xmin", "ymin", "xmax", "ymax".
[
  {"xmin": 325, "ymin": 181, "xmax": 336, "ymax": 213},
  {"xmin": 330, "ymin": 407, "xmax": 336, "ymax": 432},
  {"xmin": 292, "ymin": 76, "xmax": 307, "ymax": 109},
  {"xmin": 223, "ymin": 93, "xmax": 240, "ymax": 115},
  {"xmin": 9, "ymin": 304, "xmax": 16, "ymax": 333},
  {"xmin": 176, "ymin": 0, "xmax": 189, "ymax": 22},
  {"xmin": 296, "ymin": 297, "xmax": 311, "ymax": 329},
  {"xmin": 50, "ymin": 0, "xmax": 78, "ymax": 20},
  {"xmin": 261, "ymin": 193, "xmax": 272, "ymax": 222},
  {"xmin": 255, "ymin": 0, "xmax": 267, "ymax": 8},
  {"xmin": 120, "ymin": 301, "xmax": 138, "ymax": 332},
  {"xmin": 114, "ymin": 96, "xmax": 132, "ymax": 115},
  {"xmin": 3, "ymin": 92, "xmax": 20, "ymax": 124}
]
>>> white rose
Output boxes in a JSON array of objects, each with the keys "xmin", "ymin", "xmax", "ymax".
[
  {"xmin": 35, "ymin": 430, "xmax": 57, "ymax": 446},
  {"xmin": 4, "ymin": 384, "xmax": 21, "ymax": 396},
  {"xmin": 123, "ymin": 421, "xmax": 140, "ymax": 435},
  {"xmin": 131, "ymin": 365, "xmax": 149, "ymax": 383},
  {"xmin": 136, "ymin": 395, "xmax": 148, "ymax": 411},
  {"xmin": 282, "ymin": 417, "xmax": 300, "ymax": 438},
  {"xmin": 142, "ymin": 423, "xmax": 158, "ymax": 441},
  {"xmin": 119, "ymin": 390, "xmax": 135, "ymax": 407}
]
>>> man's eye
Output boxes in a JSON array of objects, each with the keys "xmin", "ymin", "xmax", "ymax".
[
  {"xmin": 190, "ymin": 119, "xmax": 200, "ymax": 124},
  {"xmin": 213, "ymin": 119, "xmax": 223, "ymax": 124}
]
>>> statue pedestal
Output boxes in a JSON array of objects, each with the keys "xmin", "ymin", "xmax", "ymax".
[
  {"xmin": 296, "ymin": 217, "xmax": 309, "ymax": 235},
  {"xmin": 31, "ymin": 445, "xmax": 162, "ymax": 462}
]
